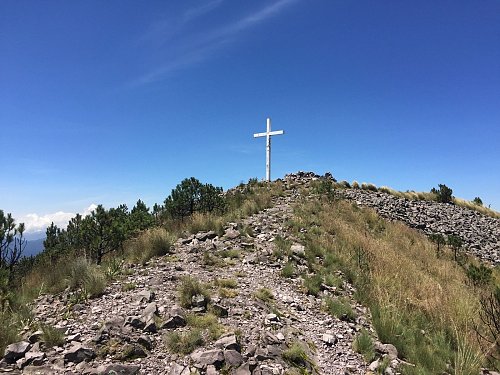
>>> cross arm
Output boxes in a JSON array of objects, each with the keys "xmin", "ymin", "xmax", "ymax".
[{"xmin": 253, "ymin": 130, "xmax": 284, "ymax": 138}]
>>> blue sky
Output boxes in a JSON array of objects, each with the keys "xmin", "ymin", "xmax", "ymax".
[{"xmin": 1, "ymin": 0, "xmax": 499, "ymax": 234}]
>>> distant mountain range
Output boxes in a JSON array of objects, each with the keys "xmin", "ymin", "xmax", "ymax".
[{"xmin": 23, "ymin": 237, "xmax": 45, "ymax": 258}]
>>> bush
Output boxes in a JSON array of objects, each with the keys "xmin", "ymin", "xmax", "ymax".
[
  {"xmin": 283, "ymin": 342, "xmax": 309, "ymax": 369},
  {"xmin": 164, "ymin": 177, "xmax": 225, "ymax": 221},
  {"xmin": 466, "ymin": 264, "xmax": 492, "ymax": 286},
  {"xmin": 281, "ymin": 262, "xmax": 295, "ymax": 278},
  {"xmin": 431, "ymin": 184, "xmax": 453, "ymax": 203},
  {"xmin": 473, "ymin": 197, "xmax": 483, "ymax": 206}
]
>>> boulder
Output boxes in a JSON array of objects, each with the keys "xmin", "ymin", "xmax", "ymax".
[
  {"xmin": 191, "ymin": 349, "xmax": 224, "ymax": 368},
  {"xmin": 214, "ymin": 333, "xmax": 240, "ymax": 351},
  {"xmin": 3, "ymin": 341, "xmax": 31, "ymax": 363}
]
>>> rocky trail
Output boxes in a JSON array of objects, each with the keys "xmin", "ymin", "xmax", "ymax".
[
  {"xmin": 1, "ymin": 185, "xmax": 385, "ymax": 375},
  {"xmin": 5, "ymin": 171, "xmax": 496, "ymax": 374}
]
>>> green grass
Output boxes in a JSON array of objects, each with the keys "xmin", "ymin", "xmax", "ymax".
[
  {"xmin": 282, "ymin": 342, "xmax": 312, "ymax": 371},
  {"xmin": 323, "ymin": 296, "xmax": 355, "ymax": 321},
  {"xmin": 352, "ymin": 329, "xmax": 374, "ymax": 362},
  {"xmin": 40, "ymin": 323, "xmax": 65, "ymax": 347},
  {"xmin": 186, "ymin": 313, "xmax": 225, "ymax": 341},
  {"xmin": 302, "ymin": 274, "xmax": 323, "ymax": 296},
  {"xmin": 281, "ymin": 262, "xmax": 295, "ymax": 278},
  {"xmin": 178, "ymin": 276, "xmax": 211, "ymax": 308},
  {"xmin": 164, "ymin": 329, "xmax": 204, "ymax": 355},
  {"xmin": 291, "ymin": 196, "xmax": 496, "ymax": 374}
]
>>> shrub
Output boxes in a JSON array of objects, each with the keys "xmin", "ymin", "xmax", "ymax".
[
  {"xmin": 352, "ymin": 181, "xmax": 360, "ymax": 189},
  {"xmin": 353, "ymin": 329, "xmax": 374, "ymax": 361},
  {"xmin": 274, "ymin": 235, "xmax": 291, "ymax": 259},
  {"xmin": 215, "ymin": 278, "xmax": 238, "ymax": 289},
  {"xmin": 361, "ymin": 182, "xmax": 378, "ymax": 191},
  {"xmin": 186, "ymin": 313, "xmax": 224, "ymax": 340},
  {"xmin": 164, "ymin": 177, "xmax": 225, "ymax": 220},
  {"xmin": 178, "ymin": 276, "xmax": 210, "ymax": 308},
  {"xmin": 447, "ymin": 235, "xmax": 463, "ymax": 262},
  {"xmin": 473, "ymin": 197, "xmax": 483, "ymax": 206},
  {"xmin": 466, "ymin": 264, "xmax": 492, "ymax": 286},
  {"xmin": 431, "ymin": 184, "xmax": 453, "ymax": 203}
]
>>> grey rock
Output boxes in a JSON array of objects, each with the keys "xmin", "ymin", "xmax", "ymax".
[
  {"xmin": 191, "ymin": 349, "xmax": 224, "ymax": 367},
  {"xmin": 206, "ymin": 364, "xmax": 218, "ymax": 375},
  {"xmin": 136, "ymin": 290, "xmax": 155, "ymax": 304},
  {"xmin": 28, "ymin": 331, "xmax": 43, "ymax": 344},
  {"xmin": 124, "ymin": 316, "xmax": 144, "ymax": 330},
  {"xmin": 63, "ymin": 343, "xmax": 95, "ymax": 364},
  {"xmin": 234, "ymin": 363, "xmax": 251, "ymax": 375},
  {"xmin": 321, "ymin": 333, "xmax": 337, "ymax": 345},
  {"xmin": 4, "ymin": 341, "xmax": 31, "ymax": 363},
  {"xmin": 94, "ymin": 364, "xmax": 140, "ymax": 374},
  {"xmin": 161, "ymin": 315, "xmax": 186, "ymax": 329},
  {"xmin": 196, "ymin": 231, "xmax": 217, "ymax": 241},
  {"xmin": 214, "ymin": 333, "xmax": 239, "ymax": 351},
  {"xmin": 211, "ymin": 304, "xmax": 228, "ymax": 318},
  {"xmin": 23, "ymin": 351, "xmax": 46, "ymax": 367},
  {"xmin": 224, "ymin": 349, "xmax": 243, "ymax": 367}
]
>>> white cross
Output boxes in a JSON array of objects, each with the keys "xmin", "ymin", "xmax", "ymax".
[{"xmin": 253, "ymin": 117, "xmax": 284, "ymax": 182}]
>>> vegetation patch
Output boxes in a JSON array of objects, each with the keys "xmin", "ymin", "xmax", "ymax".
[
  {"xmin": 254, "ymin": 288, "xmax": 274, "ymax": 303},
  {"xmin": 352, "ymin": 329, "xmax": 374, "ymax": 362},
  {"xmin": 178, "ymin": 276, "xmax": 211, "ymax": 309},
  {"xmin": 164, "ymin": 329, "xmax": 204, "ymax": 355}
]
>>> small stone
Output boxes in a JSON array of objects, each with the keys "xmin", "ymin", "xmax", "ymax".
[
  {"xmin": 321, "ymin": 333, "xmax": 337, "ymax": 345},
  {"xmin": 368, "ymin": 359, "xmax": 379, "ymax": 371}
]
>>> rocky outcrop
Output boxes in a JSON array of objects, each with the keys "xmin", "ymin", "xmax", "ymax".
[
  {"xmin": 342, "ymin": 189, "xmax": 500, "ymax": 264},
  {"xmin": 283, "ymin": 172, "xmax": 500, "ymax": 264}
]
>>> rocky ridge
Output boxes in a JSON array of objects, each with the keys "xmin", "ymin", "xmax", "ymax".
[
  {"xmin": 0, "ymin": 181, "xmax": 399, "ymax": 375},
  {"xmin": 341, "ymin": 186, "xmax": 500, "ymax": 265},
  {"xmin": 284, "ymin": 171, "xmax": 500, "ymax": 265}
]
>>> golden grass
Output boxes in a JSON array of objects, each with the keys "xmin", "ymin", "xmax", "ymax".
[{"xmin": 293, "ymin": 198, "xmax": 493, "ymax": 373}]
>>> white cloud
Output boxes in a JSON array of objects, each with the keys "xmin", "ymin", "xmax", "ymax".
[
  {"xmin": 21, "ymin": 203, "xmax": 98, "ymax": 234},
  {"xmin": 132, "ymin": 0, "xmax": 298, "ymax": 85}
]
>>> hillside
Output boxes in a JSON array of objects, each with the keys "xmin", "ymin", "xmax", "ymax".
[{"xmin": 1, "ymin": 172, "xmax": 499, "ymax": 375}]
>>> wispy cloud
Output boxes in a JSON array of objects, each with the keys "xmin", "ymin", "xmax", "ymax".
[
  {"xmin": 21, "ymin": 203, "xmax": 98, "ymax": 234},
  {"xmin": 131, "ymin": 0, "xmax": 298, "ymax": 86},
  {"xmin": 183, "ymin": 0, "xmax": 224, "ymax": 22}
]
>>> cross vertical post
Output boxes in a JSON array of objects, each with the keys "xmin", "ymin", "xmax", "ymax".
[{"xmin": 253, "ymin": 117, "xmax": 284, "ymax": 182}]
